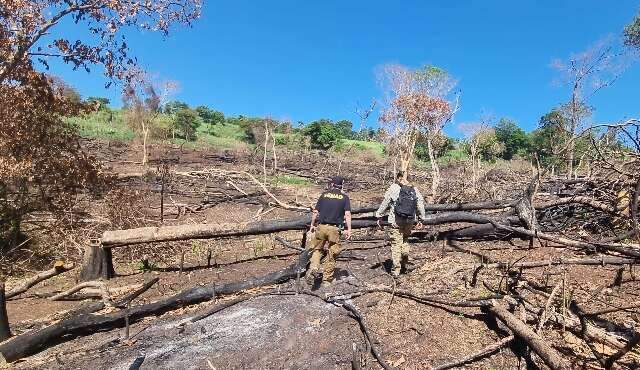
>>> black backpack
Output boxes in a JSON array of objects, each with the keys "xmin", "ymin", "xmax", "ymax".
[{"xmin": 394, "ymin": 185, "xmax": 418, "ymax": 219}]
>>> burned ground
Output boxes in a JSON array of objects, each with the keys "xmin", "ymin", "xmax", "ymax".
[{"xmin": 2, "ymin": 139, "xmax": 640, "ymax": 369}]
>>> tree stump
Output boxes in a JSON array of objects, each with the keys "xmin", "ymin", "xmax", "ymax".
[
  {"xmin": 0, "ymin": 282, "xmax": 11, "ymax": 342},
  {"xmin": 79, "ymin": 240, "xmax": 115, "ymax": 282}
]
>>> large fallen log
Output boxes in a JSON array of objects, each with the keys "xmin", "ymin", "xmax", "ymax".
[
  {"xmin": 83, "ymin": 211, "xmax": 525, "ymax": 280},
  {"xmin": 80, "ymin": 216, "xmax": 374, "ymax": 280},
  {"xmin": 0, "ymin": 252, "xmax": 310, "ymax": 363},
  {"xmin": 101, "ymin": 217, "xmax": 378, "ymax": 247}
]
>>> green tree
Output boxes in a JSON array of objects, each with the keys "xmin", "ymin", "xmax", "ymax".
[
  {"xmin": 304, "ymin": 119, "xmax": 342, "ymax": 150},
  {"xmin": 195, "ymin": 106, "xmax": 224, "ymax": 124},
  {"xmin": 173, "ymin": 108, "xmax": 200, "ymax": 141},
  {"xmin": 476, "ymin": 130, "xmax": 505, "ymax": 161},
  {"xmin": 335, "ymin": 120, "xmax": 354, "ymax": 139},
  {"xmin": 86, "ymin": 97, "xmax": 111, "ymax": 110},
  {"xmin": 164, "ymin": 100, "xmax": 189, "ymax": 114},
  {"xmin": 527, "ymin": 110, "xmax": 570, "ymax": 168},
  {"xmin": 195, "ymin": 106, "xmax": 225, "ymax": 134},
  {"xmin": 414, "ymin": 133, "xmax": 455, "ymax": 161},
  {"xmin": 494, "ymin": 118, "xmax": 529, "ymax": 160},
  {"xmin": 529, "ymin": 125, "xmax": 559, "ymax": 167},
  {"xmin": 624, "ymin": 13, "xmax": 640, "ymax": 48}
]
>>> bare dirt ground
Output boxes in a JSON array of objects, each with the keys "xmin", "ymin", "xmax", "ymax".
[{"xmin": 3, "ymin": 139, "xmax": 640, "ymax": 369}]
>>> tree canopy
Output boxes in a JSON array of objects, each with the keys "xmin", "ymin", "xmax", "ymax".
[
  {"xmin": 303, "ymin": 119, "xmax": 342, "ymax": 150},
  {"xmin": 0, "ymin": 0, "xmax": 202, "ymax": 249},
  {"xmin": 494, "ymin": 118, "xmax": 529, "ymax": 160},
  {"xmin": 173, "ymin": 108, "xmax": 200, "ymax": 141},
  {"xmin": 624, "ymin": 13, "xmax": 640, "ymax": 48}
]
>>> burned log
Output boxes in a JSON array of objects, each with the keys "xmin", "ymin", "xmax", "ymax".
[
  {"xmin": 0, "ymin": 252, "xmax": 310, "ymax": 362},
  {"xmin": 79, "ymin": 216, "xmax": 376, "ymax": 280},
  {"xmin": 487, "ymin": 303, "xmax": 570, "ymax": 370},
  {"xmin": 0, "ymin": 282, "xmax": 11, "ymax": 342},
  {"xmin": 81, "ymin": 208, "xmax": 530, "ymax": 281}
]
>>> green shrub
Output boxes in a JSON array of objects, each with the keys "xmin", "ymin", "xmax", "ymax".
[
  {"xmin": 173, "ymin": 108, "xmax": 200, "ymax": 141},
  {"xmin": 303, "ymin": 119, "xmax": 342, "ymax": 150}
]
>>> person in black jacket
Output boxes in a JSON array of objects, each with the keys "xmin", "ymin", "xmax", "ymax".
[{"xmin": 307, "ymin": 176, "xmax": 352, "ymax": 286}]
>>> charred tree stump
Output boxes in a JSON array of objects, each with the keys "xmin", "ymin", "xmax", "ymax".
[
  {"xmin": 0, "ymin": 282, "xmax": 11, "ymax": 342},
  {"xmin": 79, "ymin": 240, "xmax": 115, "ymax": 282}
]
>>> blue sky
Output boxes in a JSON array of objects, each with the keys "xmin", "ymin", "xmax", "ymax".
[{"xmin": 54, "ymin": 0, "xmax": 640, "ymax": 136}]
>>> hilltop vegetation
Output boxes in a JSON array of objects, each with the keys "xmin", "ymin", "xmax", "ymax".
[{"xmin": 67, "ymin": 96, "xmax": 631, "ymax": 174}]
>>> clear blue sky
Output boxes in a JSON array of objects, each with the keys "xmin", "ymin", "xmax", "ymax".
[{"xmin": 54, "ymin": 0, "xmax": 640, "ymax": 135}]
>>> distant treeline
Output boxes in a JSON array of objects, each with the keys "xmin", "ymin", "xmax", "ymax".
[{"xmin": 81, "ymin": 96, "xmax": 630, "ymax": 169}]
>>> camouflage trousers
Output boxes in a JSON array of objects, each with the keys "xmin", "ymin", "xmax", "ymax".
[
  {"xmin": 388, "ymin": 221, "xmax": 413, "ymax": 275},
  {"xmin": 309, "ymin": 224, "xmax": 343, "ymax": 282}
]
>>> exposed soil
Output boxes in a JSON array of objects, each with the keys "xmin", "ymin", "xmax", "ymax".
[{"xmin": 3, "ymin": 139, "xmax": 640, "ymax": 369}]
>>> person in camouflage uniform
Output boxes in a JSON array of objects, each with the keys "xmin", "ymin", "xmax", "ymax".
[{"xmin": 375, "ymin": 171, "xmax": 426, "ymax": 276}]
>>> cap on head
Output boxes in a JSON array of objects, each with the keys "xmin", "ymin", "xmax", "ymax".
[{"xmin": 330, "ymin": 176, "xmax": 344, "ymax": 187}]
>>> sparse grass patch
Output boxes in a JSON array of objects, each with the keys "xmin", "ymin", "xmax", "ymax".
[
  {"xmin": 340, "ymin": 139, "xmax": 385, "ymax": 155},
  {"xmin": 190, "ymin": 122, "xmax": 250, "ymax": 149},
  {"xmin": 271, "ymin": 175, "xmax": 311, "ymax": 186}
]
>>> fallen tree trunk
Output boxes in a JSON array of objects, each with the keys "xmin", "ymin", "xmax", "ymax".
[
  {"xmin": 495, "ymin": 223, "xmax": 640, "ymax": 258},
  {"xmin": 101, "ymin": 212, "xmax": 512, "ymax": 248},
  {"xmin": 536, "ymin": 196, "xmax": 618, "ymax": 214},
  {"xmin": 487, "ymin": 303, "xmax": 570, "ymax": 370},
  {"xmin": 101, "ymin": 218, "xmax": 377, "ymax": 247},
  {"xmin": 485, "ymin": 256, "xmax": 638, "ymax": 270},
  {"xmin": 84, "ymin": 211, "xmax": 522, "ymax": 280},
  {"xmin": 0, "ymin": 252, "xmax": 310, "ymax": 363},
  {"xmin": 9, "ymin": 278, "xmax": 159, "ymax": 339},
  {"xmin": 7, "ymin": 262, "xmax": 75, "ymax": 299}
]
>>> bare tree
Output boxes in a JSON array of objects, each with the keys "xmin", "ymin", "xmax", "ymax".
[
  {"xmin": 355, "ymin": 99, "xmax": 377, "ymax": 139},
  {"xmin": 459, "ymin": 120, "xmax": 490, "ymax": 188},
  {"xmin": 0, "ymin": 0, "xmax": 201, "ymax": 85},
  {"xmin": 123, "ymin": 76, "xmax": 177, "ymax": 166},
  {"xmin": 550, "ymin": 38, "xmax": 631, "ymax": 178},
  {"xmin": 378, "ymin": 64, "xmax": 459, "ymax": 198}
]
